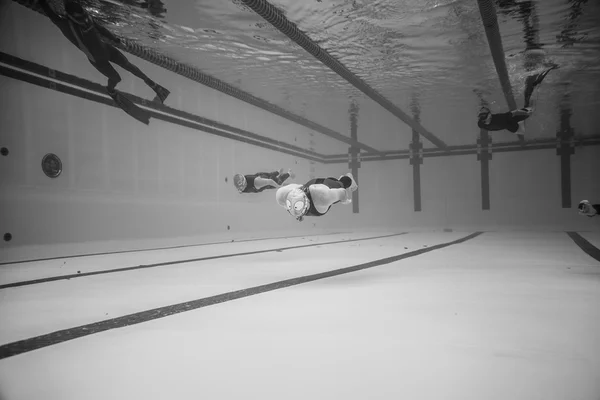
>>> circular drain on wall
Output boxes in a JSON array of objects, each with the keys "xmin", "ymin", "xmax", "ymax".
[{"xmin": 41, "ymin": 153, "xmax": 62, "ymax": 178}]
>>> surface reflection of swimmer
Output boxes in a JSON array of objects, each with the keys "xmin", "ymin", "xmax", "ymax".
[
  {"xmin": 233, "ymin": 169, "xmax": 294, "ymax": 194},
  {"xmin": 477, "ymin": 66, "xmax": 556, "ymax": 135},
  {"xmin": 37, "ymin": 0, "xmax": 170, "ymax": 124},
  {"xmin": 496, "ymin": 0, "xmax": 541, "ymax": 53},
  {"xmin": 275, "ymin": 173, "xmax": 358, "ymax": 222},
  {"xmin": 578, "ymin": 200, "xmax": 600, "ymax": 218},
  {"xmin": 557, "ymin": 0, "xmax": 590, "ymax": 47}
]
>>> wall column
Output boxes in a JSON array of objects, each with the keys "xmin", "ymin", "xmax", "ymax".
[{"xmin": 348, "ymin": 101, "xmax": 360, "ymax": 213}]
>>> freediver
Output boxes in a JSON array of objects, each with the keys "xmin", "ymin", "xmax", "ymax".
[
  {"xmin": 477, "ymin": 65, "xmax": 557, "ymax": 135},
  {"xmin": 37, "ymin": 0, "xmax": 170, "ymax": 124}
]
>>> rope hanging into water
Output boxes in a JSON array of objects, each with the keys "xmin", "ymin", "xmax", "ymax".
[{"xmin": 476, "ymin": 0, "xmax": 518, "ymax": 111}]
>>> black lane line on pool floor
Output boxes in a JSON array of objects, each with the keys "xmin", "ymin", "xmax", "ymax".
[
  {"xmin": 0, "ymin": 232, "xmax": 482, "ymax": 360},
  {"xmin": 566, "ymin": 232, "xmax": 600, "ymax": 263},
  {"xmin": 0, "ymin": 232, "xmax": 407, "ymax": 290},
  {"xmin": 0, "ymin": 231, "xmax": 351, "ymax": 267}
]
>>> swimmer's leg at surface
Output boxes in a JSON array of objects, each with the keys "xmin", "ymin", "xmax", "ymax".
[{"xmin": 107, "ymin": 46, "xmax": 170, "ymax": 103}]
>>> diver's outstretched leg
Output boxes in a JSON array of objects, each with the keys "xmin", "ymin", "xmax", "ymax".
[
  {"xmin": 338, "ymin": 173, "xmax": 358, "ymax": 204},
  {"xmin": 338, "ymin": 173, "xmax": 357, "ymax": 191},
  {"xmin": 509, "ymin": 108, "xmax": 533, "ymax": 136},
  {"xmin": 523, "ymin": 65, "xmax": 558, "ymax": 108},
  {"xmin": 108, "ymin": 90, "xmax": 151, "ymax": 125},
  {"xmin": 92, "ymin": 60, "xmax": 151, "ymax": 124},
  {"xmin": 90, "ymin": 59, "xmax": 122, "ymax": 91},
  {"xmin": 107, "ymin": 46, "xmax": 170, "ymax": 103},
  {"xmin": 274, "ymin": 169, "xmax": 294, "ymax": 185},
  {"xmin": 511, "ymin": 108, "xmax": 533, "ymax": 120}
]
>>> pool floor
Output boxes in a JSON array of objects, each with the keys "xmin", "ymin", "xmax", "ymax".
[{"xmin": 1, "ymin": 230, "xmax": 599, "ymax": 399}]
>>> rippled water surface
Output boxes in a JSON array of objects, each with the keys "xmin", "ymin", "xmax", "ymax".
[{"xmin": 50, "ymin": 0, "xmax": 600, "ymax": 145}]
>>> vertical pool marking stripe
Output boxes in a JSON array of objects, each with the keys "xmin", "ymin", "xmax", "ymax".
[
  {"xmin": 478, "ymin": 129, "xmax": 492, "ymax": 210},
  {"xmin": 557, "ymin": 107, "xmax": 574, "ymax": 208},
  {"xmin": 349, "ymin": 102, "xmax": 360, "ymax": 213},
  {"xmin": 566, "ymin": 232, "xmax": 600, "ymax": 263}
]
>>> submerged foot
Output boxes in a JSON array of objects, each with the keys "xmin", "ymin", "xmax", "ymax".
[
  {"xmin": 533, "ymin": 65, "xmax": 558, "ymax": 85},
  {"xmin": 152, "ymin": 84, "xmax": 170, "ymax": 104}
]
